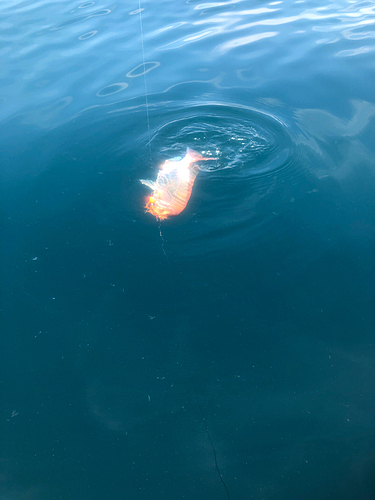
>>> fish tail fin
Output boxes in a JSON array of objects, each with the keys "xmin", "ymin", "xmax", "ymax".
[{"xmin": 186, "ymin": 147, "xmax": 217, "ymax": 162}]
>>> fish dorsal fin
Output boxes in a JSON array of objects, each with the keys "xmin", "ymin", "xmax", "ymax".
[{"xmin": 140, "ymin": 179, "xmax": 156, "ymax": 190}]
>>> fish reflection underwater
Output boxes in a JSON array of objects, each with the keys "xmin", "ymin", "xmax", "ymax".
[{"xmin": 140, "ymin": 148, "xmax": 216, "ymax": 220}]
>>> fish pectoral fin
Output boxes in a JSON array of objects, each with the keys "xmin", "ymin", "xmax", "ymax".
[{"xmin": 140, "ymin": 179, "xmax": 156, "ymax": 190}]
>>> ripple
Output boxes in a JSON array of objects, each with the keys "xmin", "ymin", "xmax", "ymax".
[
  {"xmin": 78, "ymin": 2, "xmax": 95, "ymax": 8},
  {"xmin": 86, "ymin": 92, "xmax": 304, "ymax": 258},
  {"xmin": 149, "ymin": 103, "xmax": 292, "ymax": 179},
  {"xmin": 218, "ymin": 31, "xmax": 279, "ymax": 53},
  {"xmin": 129, "ymin": 8, "xmax": 144, "ymax": 16},
  {"xmin": 97, "ymin": 83, "xmax": 129, "ymax": 97},
  {"xmin": 189, "ymin": 0, "xmax": 242, "ymax": 7},
  {"xmin": 78, "ymin": 30, "xmax": 97, "ymax": 40},
  {"xmin": 126, "ymin": 62, "xmax": 160, "ymax": 78},
  {"xmin": 50, "ymin": 9, "xmax": 111, "ymax": 31},
  {"xmin": 131, "ymin": 100, "xmax": 303, "ymax": 257},
  {"xmin": 335, "ymin": 45, "xmax": 375, "ymax": 57}
]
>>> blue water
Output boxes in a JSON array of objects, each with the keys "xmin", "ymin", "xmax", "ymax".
[{"xmin": 1, "ymin": 0, "xmax": 375, "ymax": 499}]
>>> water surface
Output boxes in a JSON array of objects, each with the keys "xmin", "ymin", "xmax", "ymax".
[{"xmin": 1, "ymin": 0, "xmax": 375, "ymax": 499}]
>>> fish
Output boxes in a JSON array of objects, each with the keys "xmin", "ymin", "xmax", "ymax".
[{"xmin": 140, "ymin": 148, "xmax": 217, "ymax": 220}]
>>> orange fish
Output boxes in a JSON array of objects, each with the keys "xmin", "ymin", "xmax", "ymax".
[{"xmin": 140, "ymin": 148, "xmax": 216, "ymax": 220}]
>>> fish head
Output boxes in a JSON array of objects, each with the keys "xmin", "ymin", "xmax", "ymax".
[{"xmin": 145, "ymin": 194, "xmax": 169, "ymax": 220}]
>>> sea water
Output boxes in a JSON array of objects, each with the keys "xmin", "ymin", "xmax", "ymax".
[{"xmin": 1, "ymin": 1, "xmax": 375, "ymax": 499}]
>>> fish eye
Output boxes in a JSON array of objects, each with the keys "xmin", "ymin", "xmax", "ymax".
[{"xmin": 149, "ymin": 196, "xmax": 155, "ymax": 205}]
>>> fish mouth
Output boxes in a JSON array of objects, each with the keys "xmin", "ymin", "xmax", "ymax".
[{"xmin": 145, "ymin": 201, "xmax": 169, "ymax": 220}]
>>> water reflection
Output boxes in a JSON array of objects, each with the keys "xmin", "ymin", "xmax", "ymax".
[{"xmin": 294, "ymin": 99, "xmax": 375, "ymax": 180}]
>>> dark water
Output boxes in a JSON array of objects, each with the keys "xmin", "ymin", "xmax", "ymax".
[{"xmin": 1, "ymin": 0, "xmax": 375, "ymax": 499}]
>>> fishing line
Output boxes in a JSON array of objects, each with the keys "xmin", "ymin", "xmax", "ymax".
[
  {"xmin": 138, "ymin": 0, "xmax": 151, "ymax": 160},
  {"xmin": 158, "ymin": 222, "xmax": 168, "ymax": 263},
  {"xmin": 192, "ymin": 382, "xmax": 232, "ymax": 500},
  {"xmin": 138, "ymin": 4, "xmax": 228, "ymax": 498},
  {"xmin": 138, "ymin": 0, "xmax": 168, "ymax": 261},
  {"xmin": 158, "ymin": 222, "xmax": 229, "ymax": 494}
]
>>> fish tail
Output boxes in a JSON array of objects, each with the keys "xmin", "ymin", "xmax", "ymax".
[{"xmin": 186, "ymin": 147, "xmax": 217, "ymax": 162}]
